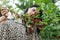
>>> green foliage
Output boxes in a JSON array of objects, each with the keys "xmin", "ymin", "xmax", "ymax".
[
  {"xmin": 16, "ymin": 0, "xmax": 33, "ymax": 9},
  {"xmin": 37, "ymin": 0, "xmax": 60, "ymax": 39},
  {"xmin": 16, "ymin": 0, "xmax": 60, "ymax": 39},
  {"xmin": 16, "ymin": 0, "xmax": 56, "ymax": 9}
]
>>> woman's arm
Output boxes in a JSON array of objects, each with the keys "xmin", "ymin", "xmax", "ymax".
[{"xmin": 0, "ymin": 16, "xmax": 7, "ymax": 22}]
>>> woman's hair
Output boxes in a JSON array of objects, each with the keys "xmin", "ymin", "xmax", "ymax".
[
  {"xmin": 39, "ymin": 10, "xmax": 43, "ymax": 21},
  {"xmin": 0, "ymin": 10, "xmax": 2, "ymax": 17},
  {"xmin": 29, "ymin": 4, "xmax": 40, "ymax": 8},
  {"xmin": 24, "ymin": 4, "xmax": 43, "ymax": 21},
  {"xmin": 24, "ymin": 4, "xmax": 40, "ymax": 14}
]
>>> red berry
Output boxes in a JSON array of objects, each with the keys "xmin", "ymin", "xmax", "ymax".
[
  {"xmin": 22, "ymin": 20, "xmax": 25, "ymax": 25},
  {"xmin": 35, "ymin": 18, "xmax": 40, "ymax": 22},
  {"xmin": 36, "ymin": 25, "xmax": 42, "ymax": 28},
  {"xmin": 58, "ymin": 36, "xmax": 60, "ymax": 38},
  {"xmin": 26, "ymin": 27, "xmax": 34, "ymax": 34},
  {"xmin": 25, "ymin": 17, "xmax": 28, "ymax": 21},
  {"xmin": 18, "ymin": 16, "xmax": 20, "ymax": 18},
  {"xmin": 30, "ymin": 21, "xmax": 34, "ymax": 26},
  {"xmin": 31, "ymin": 18, "xmax": 34, "ymax": 21}
]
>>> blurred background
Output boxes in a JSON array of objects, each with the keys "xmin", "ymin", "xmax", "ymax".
[{"xmin": 0, "ymin": 0, "xmax": 60, "ymax": 14}]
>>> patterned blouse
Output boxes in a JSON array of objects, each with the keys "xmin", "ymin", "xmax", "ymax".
[{"xmin": 0, "ymin": 20, "xmax": 40, "ymax": 40}]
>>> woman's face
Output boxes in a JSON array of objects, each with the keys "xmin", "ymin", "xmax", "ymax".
[
  {"xmin": 1, "ymin": 7, "xmax": 8, "ymax": 16},
  {"xmin": 27, "ymin": 7, "xmax": 38, "ymax": 15}
]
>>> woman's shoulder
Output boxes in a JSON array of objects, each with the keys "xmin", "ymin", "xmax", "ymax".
[{"xmin": 0, "ymin": 20, "xmax": 25, "ymax": 28}]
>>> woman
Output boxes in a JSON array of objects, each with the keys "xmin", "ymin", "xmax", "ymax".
[
  {"xmin": 0, "ymin": 6, "xmax": 15, "ymax": 22},
  {"xmin": 0, "ymin": 7, "xmax": 8, "ymax": 22},
  {"xmin": 0, "ymin": 6, "xmax": 26, "ymax": 40},
  {"xmin": 24, "ymin": 4, "xmax": 41, "ymax": 40}
]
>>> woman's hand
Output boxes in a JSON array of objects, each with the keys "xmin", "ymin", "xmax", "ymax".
[{"xmin": 0, "ymin": 16, "xmax": 7, "ymax": 22}]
